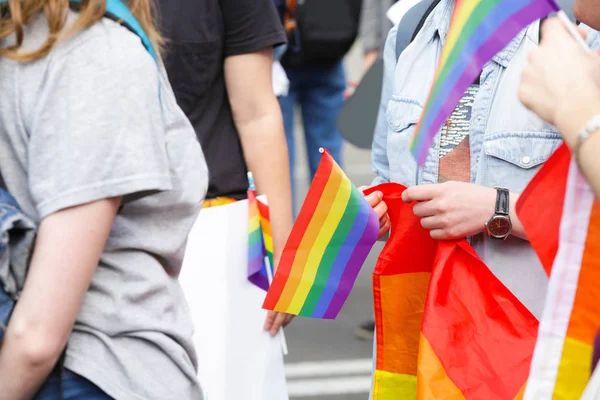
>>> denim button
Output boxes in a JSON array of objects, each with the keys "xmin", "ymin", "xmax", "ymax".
[{"xmin": 522, "ymin": 156, "xmax": 531, "ymax": 165}]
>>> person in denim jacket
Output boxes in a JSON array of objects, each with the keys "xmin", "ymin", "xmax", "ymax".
[{"xmin": 362, "ymin": 0, "xmax": 600, "ymax": 393}]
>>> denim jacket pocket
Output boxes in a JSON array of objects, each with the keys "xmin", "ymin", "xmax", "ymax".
[
  {"xmin": 385, "ymin": 97, "xmax": 423, "ymax": 186},
  {"xmin": 481, "ymin": 131, "xmax": 562, "ymax": 193}
]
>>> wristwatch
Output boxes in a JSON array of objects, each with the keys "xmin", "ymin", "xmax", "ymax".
[{"xmin": 485, "ymin": 187, "xmax": 512, "ymax": 240}]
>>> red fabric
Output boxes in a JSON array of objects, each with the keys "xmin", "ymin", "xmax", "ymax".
[
  {"xmin": 367, "ymin": 182, "xmax": 541, "ymax": 398},
  {"xmin": 366, "ymin": 183, "xmax": 437, "ymax": 379},
  {"xmin": 516, "ymin": 144, "xmax": 570, "ymax": 275},
  {"xmin": 420, "ymin": 240, "xmax": 539, "ymax": 399}
]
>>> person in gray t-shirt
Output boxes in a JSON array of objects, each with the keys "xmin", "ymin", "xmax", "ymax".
[{"xmin": 0, "ymin": 3, "xmax": 207, "ymax": 399}]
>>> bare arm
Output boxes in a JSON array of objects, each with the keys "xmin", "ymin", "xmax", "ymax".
[
  {"xmin": 224, "ymin": 48, "xmax": 293, "ymax": 263},
  {"xmin": 224, "ymin": 48, "xmax": 294, "ymax": 335},
  {"xmin": 0, "ymin": 197, "xmax": 120, "ymax": 398}
]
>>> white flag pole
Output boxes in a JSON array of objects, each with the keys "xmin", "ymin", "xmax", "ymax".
[{"xmin": 557, "ymin": 10, "xmax": 590, "ymax": 50}]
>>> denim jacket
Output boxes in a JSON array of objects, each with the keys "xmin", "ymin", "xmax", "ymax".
[
  {"xmin": 371, "ymin": 0, "xmax": 600, "ymax": 320},
  {"xmin": 0, "ymin": 188, "xmax": 36, "ymax": 340}
]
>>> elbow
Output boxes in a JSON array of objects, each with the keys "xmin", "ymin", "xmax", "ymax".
[{"xmin": 6, "ymin": 319, "xmax": 67, "ymax": 370}]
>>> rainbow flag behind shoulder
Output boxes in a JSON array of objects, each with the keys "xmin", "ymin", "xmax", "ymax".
[
  {"xmin": 263, "ymin": 149, "xmax": 379, "ymax": 319},
  {"xmin": 410, "ymin": 0, "xmax": 560, "ymax": 165}
]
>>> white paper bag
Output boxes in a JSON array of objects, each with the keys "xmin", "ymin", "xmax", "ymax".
[{"xmin": 179, "ymin": 198, "xmax": 288, "ymax": 400}]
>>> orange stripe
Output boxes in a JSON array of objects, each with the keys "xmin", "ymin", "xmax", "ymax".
[
  {"xmin": 380, "ymin": 272, "xmax": 431, "ymax": 375},
  {"xmin": 275, "ymin": 163, "xmax": 343, "ymax": 310},
  {"xmin": 563, "ymin": 201, "xmax": 600, "ymax": 343},
  {"xmin": 554, "ymin": 201, "xmax": 600, "ymax": 396},
  {"xmin": 417, "ymin": 335, "xmax": 464, "ymax": 400}
]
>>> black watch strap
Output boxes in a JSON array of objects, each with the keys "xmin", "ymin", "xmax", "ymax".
[{"xmin": 494, "ymin": 187, "xmax": 510, "ymax": 216}]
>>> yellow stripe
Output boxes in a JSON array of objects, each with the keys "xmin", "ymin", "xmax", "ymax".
[
  {"xmin": 263, "ymin": 233, "xmax": 273, "ymax": 253},
  {"xmin": 438, "ymin": 1, "xmax": 481, "ymax": 72},
  {"xmin": 249, "ymin": 215, "xmax": 261, "ymax": 231},
  {"xmin": 554, "ymin": 337, "xmax": 593, "ymax": 399},
  {"xmin": 417, "ymin": 335, "xmax": 465, "ymax": 400},
  {"xmin": 274, "ymin": 165, "xmax": 343, "ymax": 310},
  {"xmin": 372, "ymin": 371, "xmax": 417, "ymax": 400},
  {"xmin": 202, "ymin": 197, "xmax": 237, "ymax": 208},
  {"xmin": 286, "ymin": 175, "xmax": 352, "ymax": 314}
]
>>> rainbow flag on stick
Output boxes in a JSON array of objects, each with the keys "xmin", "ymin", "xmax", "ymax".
[
  {"xmin": 263, "ymin": 149, "xmax": 379, "ymax": 319},
  {"xmin": 410, "ymin": 0, "xmax": 560, "ymax": 165},
  {"xmin": 247, "ymin": 173, "xmax": 271, "ymax": 291}
]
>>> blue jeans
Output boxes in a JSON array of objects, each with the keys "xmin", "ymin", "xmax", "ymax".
[
  {"xmin": 35, "ymin": 369, "xmax": 112, "ymax": 400},
  {"xmin": 279, "ymin": 61, "xmax": 345, "ymax": 210}
]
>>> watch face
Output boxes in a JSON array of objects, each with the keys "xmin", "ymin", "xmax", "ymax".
[{"xmin": 488, "ymin": 216, "xmax": 512, "ymax": 237}]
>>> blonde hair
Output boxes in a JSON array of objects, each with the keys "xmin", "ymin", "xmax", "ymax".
[{"xmin": 0, "ymin": 0, "xmax": 162, "ymax": 61}]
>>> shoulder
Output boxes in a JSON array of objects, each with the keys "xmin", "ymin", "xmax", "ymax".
[{"xmin": 45, "ymin": 12, "xmax": 158, "ymax": 87}]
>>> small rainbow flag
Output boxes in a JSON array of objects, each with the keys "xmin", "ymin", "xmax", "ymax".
[
  {"xmin": 410, "ymin": 0, "xmax": 560, "ymax": 165},
  {"xmin": 263, "ymin": 149, "xmax": 379, "ymax": 319},
  {"xmin": 247, "ymin": 173, "xmax": 271, "ymax": 291}
]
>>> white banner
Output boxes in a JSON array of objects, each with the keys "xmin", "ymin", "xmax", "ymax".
[{"xmin": 180, "ymin": 197, "xmax": 289, "ymax": 400}]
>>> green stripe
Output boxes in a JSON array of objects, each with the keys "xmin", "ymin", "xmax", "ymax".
[
  {"xmin": 298, "ymin": 185, "xmax": 361, "ymax": 317},
  {"xmin": 249, "ymin": 229, "xmax": 263, "ymax": 246},
  {"xmin": 425, "ymin": 0, "xmax": 500, "ymax": 116}
]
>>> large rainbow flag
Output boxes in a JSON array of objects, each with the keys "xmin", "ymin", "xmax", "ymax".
[
  {"xmin": 262, "ymin": 149, "xmax": 379, "ymax": 319},
  {"xmin": 366, "ymin": 184, "xmax": 539, "ymax": 400},
  {"xmin": 517, "ymin": 145, "xmax": 600, "ymax": 399},
  {"xmin": 410, "ymin": 0, "xmax": 560, "ymax": 164}
]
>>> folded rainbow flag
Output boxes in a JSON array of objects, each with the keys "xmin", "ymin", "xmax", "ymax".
[
  {"xmin": 518, "ymin": 146, "xmax": 600, "ymax": 399},
  {"xmin": 367, "ymin": 184, "xmax": 538, "ymax": 400},
  {"xmin": 410, "ymin": 0, "xmax": 560, "ymax": 165},
  {"xmin": 247, "ymin": 173, "xmax": 271, "ymax": 291},
  {"xmin": 263, "ymin": 149, "xmax": 379, "ymax": 319}
]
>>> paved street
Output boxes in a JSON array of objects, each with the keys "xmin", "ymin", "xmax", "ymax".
[{"xmin": 282, "ymin": 42, "xmax": 384, "ymax": 400}]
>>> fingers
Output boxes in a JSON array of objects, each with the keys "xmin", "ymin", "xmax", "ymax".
[
  {"xmin": 412, "ymin": 200, "xmax": 437, "ymax": 217},
  {"xmin": 402, "ymin": 184, "xmax": 439, "ymax": 203},
  {"xmin": 364, "ymin": 190, "xmax": 383, "ymax": 208},
  {"xmin": 264, "ymin": 310, "xmax": 277, "ymax": 332},
  {"xmin": 267, "ymin": 312, "xmax": 293, "ymax": 336},
  {"xmin": 378, "ymin": 214, "xmax": 391, "ymax": 239},
  {"xmin": 373, "ymin": 198, "xmax": 388, "ymax": 220}
]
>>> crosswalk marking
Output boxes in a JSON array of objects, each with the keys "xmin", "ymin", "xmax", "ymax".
[
  {"xmin": 285, "ymin": 358, "xmax": 373, "ymax": 378},
  {"xmin": 285, "ymin": 358, "xmax": 373, "ymax": 397},
  {"xmin": 287, "ymin": 376, "xmax": 372, "ymax": 397}
]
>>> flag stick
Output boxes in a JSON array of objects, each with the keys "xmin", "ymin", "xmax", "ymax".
[
  {"xmin": 265, "ymin": 255, "xmax": 289, "ymax": 356},
  {"xmin": 557, "ymin": 10, "xmax": 590, "ymax": 51}
]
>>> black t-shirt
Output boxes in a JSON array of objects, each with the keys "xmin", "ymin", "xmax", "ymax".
[{"xmin": 158, "ymin": 0, "xmax": 286, "ymax": 199}]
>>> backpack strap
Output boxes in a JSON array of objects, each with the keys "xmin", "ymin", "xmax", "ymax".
[
  {"xmin": 395, "ymin": 0, "xmax": 441, "ymax": 61},
  {"xmin": 70, "ymin": 0, "xmax": 156, "ymax": 63},
  {"xmin": 0, "ymin": 0, "xmax": 156, "ymax": 63}
]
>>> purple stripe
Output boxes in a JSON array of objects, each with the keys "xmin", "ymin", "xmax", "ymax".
[
  {"xmin": 248, "ymin": 255, "xmax": 265, "ymax": 276},
  {"xmin": 249, "ymin": 268, "xmax": 270, "ymax": 291},
  {"xmin": 414, "ymin": 0, "xmax": 558, "ymax": 164},
  {"xmin": 322, "ymin": 210, "xmax": 379, "ymax": 319},
  {"xmin": 311, "ymin": 203, "xmax": 379, "ymax": 318}
]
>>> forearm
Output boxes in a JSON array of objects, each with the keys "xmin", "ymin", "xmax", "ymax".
[
  {"xmin": 0, "ymin": 198, "xmax": 119, "ymax": 396},
  {"xmin": 225, "ymin": 49, "xmax": 294, "ymax": 261},
  {"xmin": 508, "ymin": 192, "xmax": 527, "ymax": 240},
  {"xmin": 237, "ymin": 108, "xmax": 293, "ymax": 260}
]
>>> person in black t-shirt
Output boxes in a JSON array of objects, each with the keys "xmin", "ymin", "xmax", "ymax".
[{"xmin": 157, "ymin": 0, "xmax": 295, "ymax": 352}]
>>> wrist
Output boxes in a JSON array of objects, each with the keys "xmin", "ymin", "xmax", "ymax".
[{"xmin": 555, "ymin": 96, "xmax": 600, "ymax": 149}]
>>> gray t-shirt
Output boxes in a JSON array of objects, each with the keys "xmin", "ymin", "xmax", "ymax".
[{"xmin": 0, "ymin": 13, "xmax": 207, "ymax": 400}]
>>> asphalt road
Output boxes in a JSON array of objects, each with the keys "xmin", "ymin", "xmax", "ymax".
[{"xmin": 283, "ymin": 43, "xmax": 384, "ymax": 399}]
